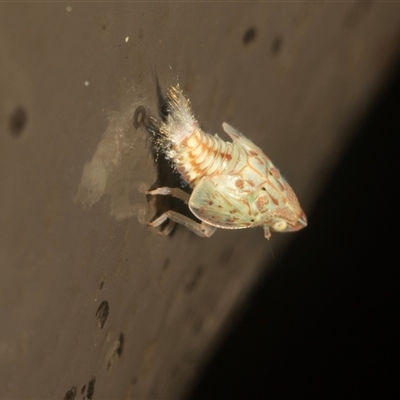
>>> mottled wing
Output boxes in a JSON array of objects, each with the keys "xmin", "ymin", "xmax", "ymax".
[
  {"xmin": 188, "ymin": 176, "xmax": 254, "ymax": 229},
  {"xmin": 222, "ymin": 122, "xmax": 266, "ymax": 155},
  {"xmin": 222, "ymin": 122, "xmax": 275, "ymax": 179}
]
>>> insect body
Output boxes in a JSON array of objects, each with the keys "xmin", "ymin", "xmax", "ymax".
[{"xmin": 147, "ymin": 85, "xmax": 307, "ymax": 239}]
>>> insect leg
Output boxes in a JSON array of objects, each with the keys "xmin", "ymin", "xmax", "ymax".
[
  {"xmin": 148, "ymin": 210, "xmax": 217, "ymax": 238},
  {"xmin": 263, "ymin": 225, "xmax": 271, "ymax": 240},
  {"xmin": 159, "ymin": 220, "xmax": 176, "ymax": 236},
  {"xmin": 146, "ymin": 187, "xmax": 191, "ymax": 203}
]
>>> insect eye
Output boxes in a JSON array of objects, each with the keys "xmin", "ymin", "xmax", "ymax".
[{"xmin": 272, "ymin": 220, "xmax": 287, "ymax": 231}]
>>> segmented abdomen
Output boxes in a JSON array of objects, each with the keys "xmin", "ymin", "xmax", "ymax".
[
  {"xmin": 159, "ymin": 85, "xmax": 245, "ymax": 187},
  {"xmin": 172, "ymin": 128, "xmax": 242, "ymax": 187}
]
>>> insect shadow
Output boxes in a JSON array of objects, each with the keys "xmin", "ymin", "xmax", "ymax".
[{"xmin": 135, "ymin": 77, "xmax": 197, "ymax": 236}]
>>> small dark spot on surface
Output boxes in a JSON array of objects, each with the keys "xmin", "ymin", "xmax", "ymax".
[
  {"xmin": 9, "ymin": 106, "xmax": 28, "ymax": 137},
  {"xmin": 117, "ymin": 332, "xmax": 125, "ymax": 357},
  {"xmin": 185, "ymin": 265, "xmax": 205, "ymax": 293},
  {"xmin": 102, "ymin": 24, "xmax": 106, "ymax": 30},
  {"xmin": 138, "ymin": 29, "xmax": 143, "ymax": 39},
  {"xmin": 81, "ymin": 385, "xmax": 86, "ymax": 395},
  {"xmin": 272, "ymin": 36, "xmax": 282, "ymax": 55},
  {"xmin": 96, "ymin": 301, "xmax": 109, "ymax": 329},
  {"xmin": 131, "ymin": 377, "xmax": 138, "ymax": 385},
  {"xmin": 63, "ymin": 386, "xmax": 77, "ymax": 400},
  {"xmin": 163, "ymin": 257, "xmax": 170, "ymax": 270},
  {"xmin": 220, "ymin": 248, "xmax": 234, "ymax": 265},
  {"xmin": 243, "ymin": 27, "xmax": 257, "ymax": 45},
  {"xmin": 133, "ymin": 106, "xmax": 146, "ymax": 128},
  {"xmin": 99, "ymin": 279, "xmax": 105, "ymax": 290},
  {"xmin": 87, "ymin": 375, "xmax": 96, "ymax": 400}
]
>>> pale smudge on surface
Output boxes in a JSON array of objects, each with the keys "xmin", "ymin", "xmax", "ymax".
[{"xmin": 74, "ymin": 97, "xmax": 153, "ymax": 221}]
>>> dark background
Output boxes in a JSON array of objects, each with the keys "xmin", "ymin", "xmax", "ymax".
[{"xmin": 189, "ymin": 58, "xmax": 399, "ymax": 399}]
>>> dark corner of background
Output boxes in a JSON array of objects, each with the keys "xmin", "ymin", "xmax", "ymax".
[{"xmin": 188, "ymin": 55, "xmax": 400, "ymax": 399}]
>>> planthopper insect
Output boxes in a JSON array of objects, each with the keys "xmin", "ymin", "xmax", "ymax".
[{"xmin": 147, "ymin": 85, "xmax": 307, "ymax": 239}]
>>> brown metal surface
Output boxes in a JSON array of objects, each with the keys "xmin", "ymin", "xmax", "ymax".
[{"xmin": 1, "ymin": 2, "xmax": 399, "ymax": 399}]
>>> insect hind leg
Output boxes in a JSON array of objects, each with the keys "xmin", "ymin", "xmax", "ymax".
[
  {"xmin": 148, "ymin": 210, "xmax": 217, "ymax": 238},
  {"xmin": 146, "ymin": 187, "xmax": 191, "ymax": 203}
]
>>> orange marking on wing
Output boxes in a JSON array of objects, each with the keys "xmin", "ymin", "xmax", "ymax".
[
  {"xmin": 239, "ymin": 198, "xmax": 252, "ymax": 216},
  {"xmin": 256, "ymin": 195, "xmax": 269, "ymax": 211},
  {"xmin": 269, "ymin": 194, "xmax": 279, "ymax": 205},
  {"xmin": 276, "ymin": 180, "xmax": 285, "ymax": 192},
  {"xmin": 270, "ymin": 167, "xmax": 281, "ymax": 179},
  {"xmin": 235, "ymin": 179, "xmax": 244, "ymax": 189}
]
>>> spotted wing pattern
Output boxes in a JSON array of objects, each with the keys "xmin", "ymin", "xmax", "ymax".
[{"xmin": 189, "ymin": 176, "xmax": 256, "ymax": 229}]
